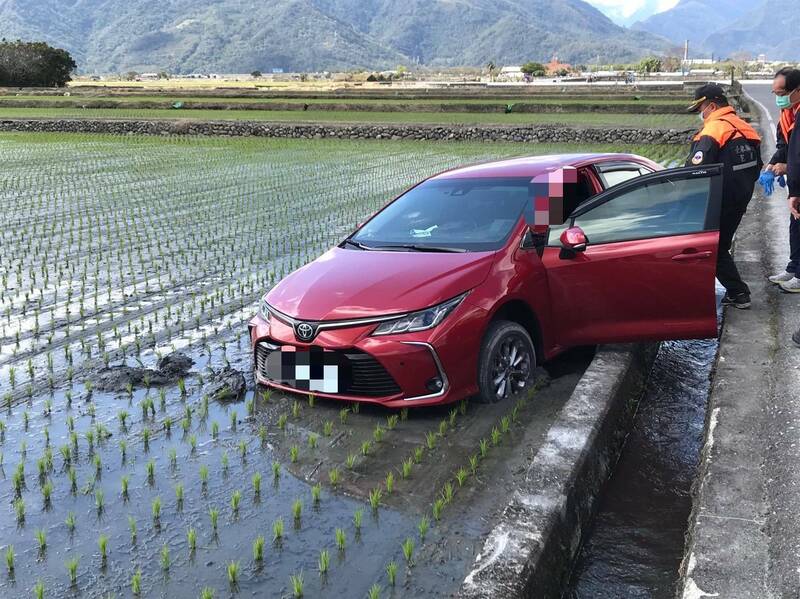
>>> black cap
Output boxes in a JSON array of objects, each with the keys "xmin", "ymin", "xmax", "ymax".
[{"xmin": 687, "ymin": 83, "xmax": 727, "ymax": 112}]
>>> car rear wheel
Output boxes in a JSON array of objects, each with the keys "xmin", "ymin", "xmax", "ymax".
[{"xmin": 477, "ymin": 320, "xmax": 536, "ymax": 403}]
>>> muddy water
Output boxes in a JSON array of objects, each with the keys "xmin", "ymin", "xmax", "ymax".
[{"xmin": 566, "ymin": 335, "xmax": 718, "ymax": 598}]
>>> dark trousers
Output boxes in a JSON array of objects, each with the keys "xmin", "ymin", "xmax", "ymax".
[
  {"xmin": 786, "ymin": 216, "xmax": 800, "ymax": 274},
  {"xmin": 717, "ymin": 194, "xmax": 752, "ymax": 297}
]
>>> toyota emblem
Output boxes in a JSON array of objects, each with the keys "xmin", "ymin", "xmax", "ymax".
[{"xmin": 295, "ymin": 322, "xmax": 315, "ymax": 341}]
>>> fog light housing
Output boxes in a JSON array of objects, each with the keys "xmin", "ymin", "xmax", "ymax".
[{"xmin": 426, "ymin": 377, "xmax": 443, "ymax": 392}]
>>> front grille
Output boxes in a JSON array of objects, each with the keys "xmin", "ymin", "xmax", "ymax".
[{"xmin": 254, "ymin": 341, "xmax": 401, "ymax": 398}]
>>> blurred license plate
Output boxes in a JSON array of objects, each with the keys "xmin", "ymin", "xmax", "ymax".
[{"xmin": 264, "ymin": 346, "xmax": 347, "ymax": 394}]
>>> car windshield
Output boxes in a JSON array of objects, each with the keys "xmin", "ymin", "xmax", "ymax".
[{"xmin": 349, "ymin": 177, "xmax": 532, "ymax": 251}]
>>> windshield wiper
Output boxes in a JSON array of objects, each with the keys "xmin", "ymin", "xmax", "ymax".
[
  {"xmin": 342, "ymin": 239, "xmax": 376, "ymax": 251},
  {"xmin": 377, "ymin": 244, "xmax": 468, "ymax": 253}
]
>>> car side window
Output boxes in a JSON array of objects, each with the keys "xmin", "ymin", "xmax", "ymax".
[
  {"xmin": 573, "ymin": 176, "xmax": 711, "ymax": 245},
  {"xmin": 596, "ymin": 163, "xmax": 654, "ymax": 189},
  {"xmin": 548, "ymin": 176, "xmax": 711, "ymax": 247}
]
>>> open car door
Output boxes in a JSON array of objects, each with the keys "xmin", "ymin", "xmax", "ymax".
[{"xmin": 541, "ymin": 164, "xmax": 723, "ymax": 346}]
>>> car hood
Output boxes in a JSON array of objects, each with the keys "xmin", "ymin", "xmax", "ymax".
[{"xmin": 266, "ymin": 247, "xmax": 495, "ymax": 321}]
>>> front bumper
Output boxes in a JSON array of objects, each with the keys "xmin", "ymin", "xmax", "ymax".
[{"xmin": 248, "ymin": 303, "xmax": 485, "ymax": 408}]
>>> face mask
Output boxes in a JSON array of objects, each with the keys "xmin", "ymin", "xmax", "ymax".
[{"xmin": 777, "ymin": 93, "xmax": 793, "ymax": 109}]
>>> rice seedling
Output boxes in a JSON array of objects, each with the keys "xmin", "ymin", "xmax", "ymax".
[
  {"xmin": 189, "ymin": 434, "xmax": 198, "ymax": 453},
  {"xmin": 14, "ymin": 497, "xmax": 25, "ymax": 522},
  {"xmin": 469, "ymin": 454, "xmax": 479, "ymax": 475},
  {"xmin": 346, "ymin": 453, "xmax": 357, "ymax": 470},
  {"xmin": 119, "ymin": 439, "xmax": 127, "ymax": 461},
  {"xmin": 449, "ymin": 408, "xmax": 458, "ymax": 428},
  {"xmin": 311, "ymin": 483, "xmax": 322, "ymax": 505},
  {"xmin": 221, "ymin": 450, "xmax": 229, "ymax": 471},
  {"xmin": 438, "ymin": 420, "xmax": 448, "ymax": 436},
  {"xmin": 152, "ymin": 496, "xmax": 162, "ymax": 522},
  {"xmin": 65, "ymin": 511, "xmax": 76, "ymax": 533},
  {"xmin": 142, "ymin": 427, "xmax": 150, "ymax": 450},
  {"xmin": 369, "ymin": 487, "xmax": 383, "ymax": 512},
  {"xmin": 351, "ymin": 402, "xmax": 360, "ymax": 414},
  {"xmin": 308, "ymin": 393, "xmax": 316, "ymax": 408},
  {"xmin": 98, "ymin": 534, "xmax": 108, "ymax": 563},
  {"xmin": 373, "ymin": 425, "xmax": 385, "ymax": 444},
  {"xmin": 385, "ymin": 472, "xmax": 394, "ymax": 494},
  {"xmin": 199, "ymin": 464, "xmax": 209, "ymax": 487},
  {"xmin": 460, "ymin": 399, "xmax": 468, "ymax": 416},
  {"xmin": 386, "ymin": 414, "xmax": 399, "ymax": 430},
  {"xmin": 42, "ymin": 480, "xmax": 53, "ymax": 506},
  {"xmin": 238, "ymin": 439, "xmax": 247, "ymax": 459},
  {"xmin": 231, "ymin": 489, "xmax": 242, "ymax": 515},
  {"xmin": 178, "ymin": 378, "xmax": 187, "ymax": 396},
  {"xmin": 323, "ymin": 420, "xmax": 334, "ymax": 436},
  {"xmin": 292, "ymin": 499, "xmax": 302, "ymax": 521},
  {"xmin": 387, "ymin": 560, "xmax": 398, "ymax": 585},
  {"xmin": 160, "ymin": 544, "xmax": 170, "ymax": 570},
  {"xmin": 335, "ymin": 527, "xmax": 346, "ymax": 551},
  {"xmin": 131, "ymin": 568, "xmax": 142, "ymax": 595},
  {"xmin": 35, "ymin": 529, "xmax": 46, "ymax": 553},
  {"xmin": 318, "ymin": 548, "xmax": 330, "ymax": 574},
  {"xmin": 211, "ymin": 421, "xmax": 219, "ymax": 438},
  {"xmin": 258, "ymin": 425, "xmax": 267, "ymax": 446},
  {"xmin": 413, "ymin": 446, "xmax": 424, "ymax": 464},
  {"xmin": 261, "ymin": 390, "xmax": 272, "ymax": 403},
  {"xmin": 432, "ymin": 498, "xmax": 444, "ymax": 521},
  {"xmin": 290, "ymin": 445, "xmax": 299, "ymax": 463},
  {"xmin": 188, "ymin": 527, "xmax": 197, "ymax": 554},
  {"xmin": 491, "ymin": 427, "xmax": 501, "ymax": 446},
  {"xmin": 291, "ymin": 400, "xmax": 300, "ymax": 419},
  {"xmin": 253, "ymin": 534, "xmax": 265, "ymax": 562},
  {"xmin": 66, "ymin": 556, "xmax": 79, "ymax": 585},
  {"xmin": 229, "ymin": 409, "xmax": 237, "ymax": 431},
  {"xmin": 146, "ymin": 459, "xmax": 155, "ymax": 484},
  {"xmin": 175, "ymin": 483, "xmax": 184, "ymax": 509},
  {"xmin": 401, "ymin": 458, "xmax": 413, "ymax": 479},
  {"xmin": 455, "ymin": 467, "xmax": 468, "ymax": 487},
  {"xmin": 418, "ymin": 515, "xmax": 430, "ymax": 541},
  {"xmin": 425, "ymin": 431, "xmax": 437, "ymax": 450},
  {"xmin": 278, "ymin": 414, "xmax": 288, "ymax": 430},
  {"xmin": 479, "ymin": 438, "xmax": 489, "ymax": 458},
  {"xmin": 272, "ymin": 461, "xmax": 281, "ymax": 480},
  {"xmin": 361, "ymin": 440, "xmax": 371, "ymax": 456},
  {"xmin": 354, "ymin": 508, "xmax": 363, "ymax": 532},
  {"xmin": 209, "ymin": 507, "xmax": 219, "ymax": 531},
  {"xmin": 339, "ymin": 408, "xmax": 350, "ymax": 424},
  {"xmin": 441, "ymin": 481, "xmax": 454, "ymax": 505},
  {"xmin": 290, "ymin": 572, "xmax": 304, "ymax": 597},
  {"xmin": 34, "ymin": 579, "xmax": 44, "ymax": 599},
  {"xmin": 500, "ymin": 415, "xmax": 511, "ymax": 434},
  {"xmin": 368, "ymin": 583, "xmax": 382, "ymax": 599},
  {"xmin": 129, "ymin": 516, "xmax": 137, "ymax": 542},
  {"xmin": 328, "ymin": 467, "xmax": 341, "ymax": 486},
  {"xmin": 5, "ymin": 546, "xmax": 13, "ymax": 574},
  {"xmin": 272, "ymin": 517, "xmax": 284, "ymax": 542},
  {"xmin": 402, "ymin": 537, "xmax": 414, "ymax": 565},
  {"xmin": 307, "ymin": 433, "xmax": 318, "ymax": 450},
  {"xmin": 252, "ymin": 472, "xmax": 262, "ymax": 497},
  {"xmin": 200, "ymin": 587, "xmax": 214, "ymax": 599}
]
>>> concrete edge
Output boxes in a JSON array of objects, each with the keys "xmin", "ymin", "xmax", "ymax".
[{"xmin": 458, "ymin": 342, "xmax": 659, "ymax": 599}]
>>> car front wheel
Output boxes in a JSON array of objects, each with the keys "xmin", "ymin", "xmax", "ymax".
[{"xmin": 477, "ymin": 320, "xmax": 536, "ymax": 403}]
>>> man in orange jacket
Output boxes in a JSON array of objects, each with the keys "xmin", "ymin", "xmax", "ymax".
[{"xmin": 686, "ymin": 83, "xmax": 762, "ymax": 309}]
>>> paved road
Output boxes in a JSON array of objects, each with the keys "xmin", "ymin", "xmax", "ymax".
[{"xmin": 678, "ymin": 82, "xmax": 800, "ymax": 598}]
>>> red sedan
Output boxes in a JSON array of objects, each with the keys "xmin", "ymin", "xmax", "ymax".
[{"xmin": 249, "ymin": 153, "xmax": 722, "ymax": 407}]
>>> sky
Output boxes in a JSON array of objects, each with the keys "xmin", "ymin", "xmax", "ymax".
[{"xmin": 585, "ymin": 0, "xmax": 680, "ymax": 26}]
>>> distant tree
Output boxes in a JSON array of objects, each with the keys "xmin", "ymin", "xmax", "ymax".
[
  {"xmin": 637, "ymin": 56, "xmax": 662, "ymax": 76},
  {"xmin": 396, "ymin": 65, "xmax": 408, "ymax": 75},
  {"xmin": 123, "ymin": 71, "xmax": 139, "ymax": 81},
  {"xmin": 520, "ymin": 61, "xmax": 546, "ymax": 77},
  {"xmin": 0, "ymin": 39, "xmax": 76, "ymax": 87},
  {"xmin": 157, "ymin": 71, "xmax": 170, "ymax": 80},
  {"xmin": 251, "ymin": 70, "xmax": 262, "ymax": 78},
  {"xmin": 486, "ymin": 61, "xmax": 497, "ymax": 81},
  {"xmin": 662, "ymin": 56, "xmax": 681, "ymax": 72}
]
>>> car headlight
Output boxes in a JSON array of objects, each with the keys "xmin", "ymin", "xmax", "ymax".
[
  {"xmin": 259, "ymin": 298, "xmax": 271, "ymax": 321},
  {"xmin": 371, "ymin": 294, "xmax": 467, "ymax": 336}
]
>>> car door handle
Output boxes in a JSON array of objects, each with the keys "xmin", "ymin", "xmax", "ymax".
[{"xmin": 671, "ymin": 250, "xmax": 712, "ymax": 261}]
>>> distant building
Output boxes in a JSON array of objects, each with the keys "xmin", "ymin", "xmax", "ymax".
[
  {"xmin": 138, "ymin": 73, "xmax": 159, "ymax": 80},
  {"xmin": 498, "ymin": 66, "xmax": 524, "ymax": 81},
  {"xmin": 682, "ymin": 59, "xmax": 714, "ymax": 66},
  {"xmin": 757, "ymin": 54, "xmax": 767, "ymax": 63}
]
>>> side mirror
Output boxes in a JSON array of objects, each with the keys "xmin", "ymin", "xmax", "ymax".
[{"xmin": 560, "ymin": 226, "xmax": 588, "ymax": 252}]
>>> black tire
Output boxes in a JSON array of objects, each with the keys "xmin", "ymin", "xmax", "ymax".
[{"xmin": 477, "ymin": 320, "xmax": 536, "ymax": 403}]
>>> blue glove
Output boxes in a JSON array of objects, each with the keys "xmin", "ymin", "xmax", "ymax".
[
  {"xmin": 759, "ymin": 170, "xmax": 775, "ymax": 195},
  {"xmin": 778, "ymin": 175, "xmax": 786, "ymax": 188}
]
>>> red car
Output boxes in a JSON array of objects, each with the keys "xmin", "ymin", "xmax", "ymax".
[{"xmin": 249, "ymin": 153, "xmax": 722, "ymax": 407}]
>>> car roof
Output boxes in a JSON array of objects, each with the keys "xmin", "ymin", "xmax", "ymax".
[{"xmin": 431, "ymin": 153, "xmax": 658, "ymax": 180}]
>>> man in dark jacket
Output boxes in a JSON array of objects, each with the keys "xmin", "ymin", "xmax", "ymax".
[
  {"xmin": 765, "ymin": 68, "xmax": 800, "ymax": 293},
  {"xmin": 686, "ymin": 83, "xmax": 762, "ymax": 309}
]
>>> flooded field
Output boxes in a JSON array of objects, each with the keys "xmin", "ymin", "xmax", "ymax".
[{"xmin": 0, "ymin": 133, "xmax": 681, "ymax": 597}]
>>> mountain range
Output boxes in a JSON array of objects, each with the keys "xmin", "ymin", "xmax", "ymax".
[
  {"xmin": 0, "ymin": 0, "xmax": 674, "ymax": 74},
  {"xmin": 634, "ymin": 0, "xmax": 800, "ymax": 61}
]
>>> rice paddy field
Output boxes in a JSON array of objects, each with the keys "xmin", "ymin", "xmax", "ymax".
[
  {"xmin": 0, "ymin": 132, "xmax": 686, "ymax": 598},
  {"xmin": 0, "ymin": 107, "xmax": 697, "ymax": 128}
]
